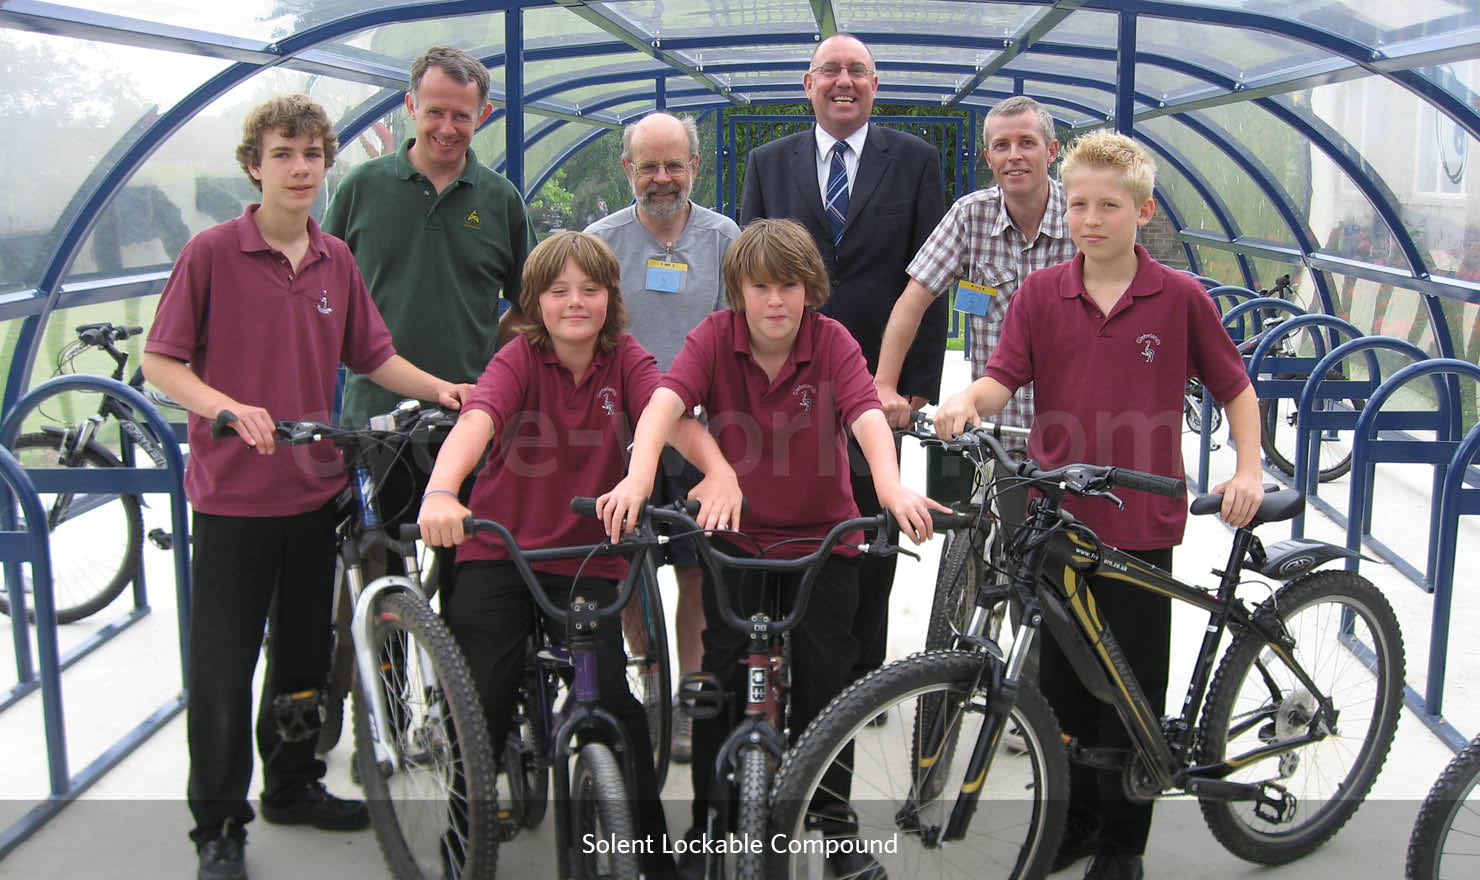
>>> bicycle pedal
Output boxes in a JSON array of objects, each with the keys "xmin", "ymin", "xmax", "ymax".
[
  {"xmin": 1253, "ymin": 781, "xmax": 1296, "ymax": 823},
  {"xmin": 147, "ymin": 528, "xmax": 173, "ymax": 550},
  {"xmin": 495, "ymin": 811, "xmax": 520, "ymax": 841},
  {"xmin": 677, "ymin": 671, "xmax": 726, "ymax": 721}
]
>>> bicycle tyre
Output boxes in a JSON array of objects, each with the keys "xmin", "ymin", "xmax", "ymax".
[
  {"xmin": 317, "ymin": 563, "xmax": 355, "ymax": 754},
  {"xmin": 1258, "ymin": 390, "xmax": 1362, "ymax": 483},
  {"xmin": 623, "ymin": 555, "xmax": 673, "ymax": 790},
  {"xmin": 1196, "ymin": 570, "xmax": 1403, "ymax": 865},
  {"xmin": 572, "ymin": 742, "xmax": 640, "ymax": 880},
  {"xmin": 768, "ymin": 650, "xmax": 1068, "ymax": 879},
  {"xmin": 353, "ymin": 591, "xmax": 499, "ymax": 880},
  {"xmin": 735, "ymin": 746, "xmax": 773, "ymax": 880},
  {"xmin": 1407, "ymin": 734, "xmax": 1480, "ymax": 879},
  {"xmin": 504, "ymin": 661, "xmax": 551, "ymax": 829},
  {"xmin": 1, "ymin": 432, "xmax": 143, "ymax": 624},
  {"xmin": 925, "ymin": 527, "xmax": 981, "ymax": 652}
]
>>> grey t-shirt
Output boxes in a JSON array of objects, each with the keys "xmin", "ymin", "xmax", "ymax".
[{"xmin": 585, "ymin": 203, "xmax": 740, "ymax": 370}]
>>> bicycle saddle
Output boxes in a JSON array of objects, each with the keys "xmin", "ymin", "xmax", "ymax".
[{"xmin": 1190, "ymin": 486, "xmax": 1303, "ymax": 524}]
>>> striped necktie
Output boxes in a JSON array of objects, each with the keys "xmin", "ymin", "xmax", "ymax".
[{"xmin": 825, "ymin": 140, "xmax": 850, "ymax": 247}]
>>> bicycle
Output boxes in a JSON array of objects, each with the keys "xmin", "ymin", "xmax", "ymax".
[
  {"xmin": 219, "ymin": 403, "xmax": 499, "ymax": 879},
  {"xmin": 589, "ymin": 499, "xmax": 956, "ymax": 880},
  {"xmin": 448, "ymin": 502, "xmax": 676, "ymax": 880},
  {"xmin": 1406, "ymin": 733, "xmax": 1480, "ymax": 879},
  {"xmin": 768, "ymin": 426, "xmax": 1404, "ymax": 878},
  {"xmin": 1, "ymin": 322, "xmax": 179, "ymax": 623}
]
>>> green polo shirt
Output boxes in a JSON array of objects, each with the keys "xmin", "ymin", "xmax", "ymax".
[{"xmin": 323, "ymin": 139, "xmax": 535, "ymax": 427}]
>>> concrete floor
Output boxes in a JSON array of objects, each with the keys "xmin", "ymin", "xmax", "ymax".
[{"xmin": 2, "ymin": 351, "xmax": 1475, "ymax": 878}]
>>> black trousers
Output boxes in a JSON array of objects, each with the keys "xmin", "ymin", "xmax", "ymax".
[
  {"xmin": 445, "ymin": 561, "xmax": 672, "ymax": 873},
  {"xmin": 186, "ymin": 500, "xmax": 340, "ymax": 844},
  {"xmin": 1038, "ymin": 546, "xmax": 1174, "ymax": 856},
  {"xmin": 846, "ymin": 435, "xmax": 898, "ymax": 681},
  {"xmin": 689, "ymin": 544, "xmax": 861, "ymax": 834}
]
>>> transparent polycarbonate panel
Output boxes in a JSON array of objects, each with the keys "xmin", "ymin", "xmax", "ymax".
[
  {"xmin": 59, "ymin": 70, "xmax": 379, "ymax": 286},
  {"xmin": 588, "ymin": 0, "xmax": 815, "ymax": 38},
  {"xmin": 1180, "ymin": 1, "xmax": 1477, "ymax": 48},
  {"xmin": 1199, "ymin": 103, "xmax": 1313, "ymax": 223},
  {"xmin": 316, "ymin": 12, "xmax": 507, "ymax": 71},
  {"xmin": 1139, "ymin": 203, "xmax": 1191, "ymax": 270},
  {"xmin": 837, "ymin": 0, "xmax": 1035, "ymax": 40},
  {"xmin": 1037, "ymin": 8, "xmax": 1121, "ymax": 49},
  {"xmin": 1152, "ymin": 158, "xmax": 1224, "ymax": 240},
  {"xmin": 1140, "ymin": 116, "xmax": 1299, "ymax": 247},
  {"xmin": 525, "ymin": 4, "xmax": 633, "ymax": 45},
  {"xmin": 1028, "ymin": 84, "xmax": 1115, "ymax": 119},
  {"xmin": 1324, "ymin": 272, "xmax": 1443, "ymax": 359},
  {"xmin": 1, "ymin": 29, "xmax": 228, "ymax": 295},
  {"xmin": 523, "ymin": 52, "xmax": 665, "ymax": 100},
  {"xmin": 1309, "ymin": 76, "xmax": 1478, "ymax": 274},
  {"xmin": 1007, "ymin": 52, "xmax": 1118, "ymax": 86},
  {"xmin": 56, "ymin": 0, "xmax": 352, "ymax": 43},
  {"xmin": 1134, "ymin": 63, "xmax": 1213, "ymax": 102},
  {"xmin": 1136, "ymin": 13, "xmax": 1328, "ymax": 78}
]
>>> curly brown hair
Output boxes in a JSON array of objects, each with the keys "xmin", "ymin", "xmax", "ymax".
[
  {"xmin": 235, "ymin": 95, "xmax": 338, "ymax": 191},
  {"xmin": 518, "ymin": 231, "xmax": 629, "ymax": 353}
]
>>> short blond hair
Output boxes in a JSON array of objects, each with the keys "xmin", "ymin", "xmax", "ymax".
[
  {"xmin": 518, "ymin": 231, "xmax": 629, "ymax": 353},
  {"xmin": 1060, "ymin": 129, "xmax": 1155, "ymax": 204},
  {"xmin": 722, "ymin": 219, "xmax": 830, "ymax": 310}
]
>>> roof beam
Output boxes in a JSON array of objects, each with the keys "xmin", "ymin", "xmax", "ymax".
[
  {"xmin": 946, "ymin": 0, "xmax": 1090, "ymax": 106},
  {"xmin": 809, "ymin": 0, "xmax": 837, "ymax": 39}
]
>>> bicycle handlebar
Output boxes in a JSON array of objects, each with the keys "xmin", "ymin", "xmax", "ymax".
[
  {"xmin": 75, "ymin": 322, "xmax": 144, "ymax": 348},
  {"xmin": 946, "ymin": 425, "xmax": 1185, "ymax": 504}
]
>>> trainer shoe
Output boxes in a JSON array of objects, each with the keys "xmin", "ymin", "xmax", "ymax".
[
  {"xmin": 672, "ymin": 702, "xmax": 693, "ymax": 764},
  {"xmin": 196, "ymin": 834, "xmax": 246, "ymax": 880},
  {"xmin": 260, "ymin": 781, "xmax": 370, "ymax": 831}
]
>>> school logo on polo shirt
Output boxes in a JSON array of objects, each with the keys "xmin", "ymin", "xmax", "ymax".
[
  {"xmin": 597, "ymin": 387, "xmax": 618, "ymax": 416},
  {"xmin": 464, "ymin": 210, "xmax": 482, "ymax": 229},
  {"xmin": 1136, "ymin": 332, "xmax": 1162, "ymax": 363},
  {"xmin": 317, "ymin": 291, "xmax": 333, "ymax": 315},
  {"xmin": 792, "ymin": 383, "xmax": 815, "ymax": 414}
]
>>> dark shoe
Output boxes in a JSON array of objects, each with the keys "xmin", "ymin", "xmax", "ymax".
[
  {"xmin": 1050, "ymin": 822, "xmax": 1101, "ymax": 873},
  {"xmin": 1084, "ymin": 852, "xmax": 1143, "ymax": 880},
  {"xmin": 828, "ymin": 847, "xmax": 886, "ymax": 879},
  {"xmin": 260, "ymin": 781, "xmax": 370, "ymax": 831},
  {"xmin": 675, "ymin": 850, "xmax": 705, "ymax": 880},
  {"xmin": 196, "ymin": 835, "xmax": 246, "ymax": 880}
]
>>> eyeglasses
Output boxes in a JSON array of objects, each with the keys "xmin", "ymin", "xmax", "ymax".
[
  {"xmin": 633, "ymin": 160, "xmax": 691, "ymax": 178},
  {"xmin": 810, "ymin": 63, "xmax": 874, "ymax": 79}
]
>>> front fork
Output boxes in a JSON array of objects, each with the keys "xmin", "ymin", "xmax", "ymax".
[{"xmin": 347, "ymin": 550, "xmax": 429, "ymax": 773}]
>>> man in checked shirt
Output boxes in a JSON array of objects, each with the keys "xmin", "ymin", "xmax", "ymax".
[{"xmin": 873, "ymin": 95, "xmax": 1073, "ymax": 525}]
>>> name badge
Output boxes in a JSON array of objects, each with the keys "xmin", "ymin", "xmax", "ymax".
[
  {"xmin": 646, "ymin": 258, "xmax": 688, "ymax": 293},
  {"xmin": 953, "ymin": 278, "xmax": 997, "ymax": 316}
]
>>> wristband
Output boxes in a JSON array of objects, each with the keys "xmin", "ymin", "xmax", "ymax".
[{"xmin": 422, "ymin": 489, "xmax": 458, "ymax": 502}]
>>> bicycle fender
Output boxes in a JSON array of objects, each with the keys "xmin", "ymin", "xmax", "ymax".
[
  {"xmin": 1255, "ymin": 539, "xmax": 1375, "ymax": 580},
  {"xmin": 350, "ymin": 575, "xmax": 427, "ymax": 771}
]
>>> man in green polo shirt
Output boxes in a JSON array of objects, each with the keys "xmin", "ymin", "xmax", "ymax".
[{"xmin": 324, "ymin": 44, "xmax": 535, "ymax": 432}]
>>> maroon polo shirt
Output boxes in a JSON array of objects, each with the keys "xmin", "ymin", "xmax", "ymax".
[
  {"xmin": 146, "ymin": 206, "xmax": 395, "ymax": 516},
  {"xmin": 984, "ymin": 245, "xmax": 1248, "ymax": 549},
  {"xmin": 661, "ymin": 309, "xmax": 882, "ymax": 558},
  {"xmin": 456, "ymin": 334, "xmax": 660, "ymax": 579}
]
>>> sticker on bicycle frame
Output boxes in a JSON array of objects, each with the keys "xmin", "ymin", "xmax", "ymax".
[
  {"xmin": 646, "ymin": 258, "xmax": 687, "ymax": 292},
  {"xmin": 953, "ymin": 279, "xmax": 996, "ymax": 316},
  {"xmin": 748, "ymin": 667, "xmax": 766, "ymax": 704}
]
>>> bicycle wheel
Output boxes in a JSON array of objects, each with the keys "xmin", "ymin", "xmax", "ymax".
[
  {"xmin": 1258, "ymin": 391, "xmax": 1362, "ymax": 482},
  {"xmin": 504, "ymin": 661, "xmax": 551, "ymax": 829},
  {"xmin": 317, "ymin": 564, "xmax": 354, "ymax": 754},
  {"xmin": 1184, "ymin": 380, "xmax": 1224, "ymax": 435},
  {"xmin": 572, "ymin": 742, "xmax": 640, "ymax": 880},
  {"xmin": 735, "ymin": 746, "xmax": 774, "ymax": 880},
  {"xmin": 1407, "ymin": 735, "xmax": 1480, "ymax": 879},
  {"xmin": 1, "ymin": 432, "xmax": 143, "ymax": 623},
  {"xmin": 622, "ymin": 555, "xmax": 672, "ymax": 789},
  {"xmin": 768, "ymin": 651, "xmax": 1068, "ymax": 879},
  {"xmin": 1197, "ymin": 570, "xmax": 1403, "ymax": 864},
  {"xmin": 353, "ymin": 591, "xmax": 499, "ymax": 879}
]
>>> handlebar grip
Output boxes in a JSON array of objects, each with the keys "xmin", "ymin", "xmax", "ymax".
[
  {"xmin": 396, "ymin": 524, "xmax": 423, "ymax": 541},
  {"xmin": 119, "ymin": 325, "xmax": 144, "ymax": 339},
  {"xmin": 210, "ymin": 410, "xmax": 238, "ymax": 438},
  {"xmin": 930, "ymin": 509, "xmax": 974, "ymax": 531},
  {"xmin": 1111, "ymin": 468, "xmax": 1186, "ymax": 499},
  {"xmin": 571, "ymin": 497, "xmax": 597, "ymax": 517}
]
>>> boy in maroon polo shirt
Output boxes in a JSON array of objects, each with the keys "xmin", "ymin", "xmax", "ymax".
[
  {"xmin": 142, "ymin": 95, "xmax": 470, "ymax": 880},
  {"xmin": 417, "ymin": 231, "xmax": 732, "ymax": 879},
  {"xmin": 598, "ymin": 218, "xmax": 945, "ymax": 879},
  {"xmin": 935, "ymin": 130, "xmax": 1265, "ymax": 880}
]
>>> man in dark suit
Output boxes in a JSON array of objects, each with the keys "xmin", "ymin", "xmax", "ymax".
[{"xmin": 740, "ymin": 32, "xmax": 946, "ymax": 705}]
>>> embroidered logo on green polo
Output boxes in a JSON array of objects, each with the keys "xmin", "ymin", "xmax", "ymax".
[{"xmin": 464, "ymin": 209, "xmax": 482, "ymax": 229}]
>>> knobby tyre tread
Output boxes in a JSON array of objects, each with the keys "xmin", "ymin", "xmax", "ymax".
[
  {"xmin": 627, "ymin": 556, "xmax": 672, "ymax": 791},
  {"xmin": 573, "ymin": 742, "xmax": 640, "ymax": 880},
  {"xmin": 2, "ymin": 432, "xmax": 143, "ymax": 623},
  {"xmin": 505, "ymin": 659, "xmax": 551, "ymax": 829},
  {"xmin": 353, "ymin": 591, "xmax": 499, "ymax": 879},
  {"xmin": 925, "ymin": 528, "xmax": 980, "ymax": 652},
  {"xmin": 317, "ymin": 563, "xmax": 355, "ymax": 754},
  {"xmin": 1406, "ymin": 734, "xmax": 1480, "ymax": 879},
  {"xmin": 735, "ymin": 747, "xmax": 773, "ymax": 880},
  {"xmin": 768, "ymin": 650, "xmax": 1067, "ymax": 879},
  {"xmin": 1196, "ymin": 570, "xmax": 1403, "ymax": 865}
]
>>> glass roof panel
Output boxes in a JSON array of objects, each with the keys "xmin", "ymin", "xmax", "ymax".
[
  {"xmin": 1198, "ymin": 102, "xmax": 1313, "ymax": 226},
  {"xmin": 1, "ymin": 29, "xmax": 228, "ymax": 295},
  {"xmin": 314, "ymin": 13, "xmax": 507, "ymax": 72},
  {"xmin": 1152, "ymin": 157, "xmax": 1221, "ymax": 237},
  {"xmin": 1006, "ymin": 53, "xmax": 1118, "ymax": 85},
  {"xmin": 1176, "ymin": 1, "xmax": 1478, "ymax": 47},
  {"xmin": 526, "ymin": 4, "xmax": 632, "ymax": 43},
  {"xmin": 837, "ymin": 0, "xmax": 1035, "ymax": 40},
  {"xmin": 1134, "ymin": 16, "xmax": 1325, "ymax": 79},
  {"xmin": 1133, "ymin": 62, "xmax": 1215, "ymax": 101},
  {"xmin": 63, "ymin": 68, "xmax": 380, "ymax": 286},
  {"xmin": 1308, "ymin": 76, "xmax": 1479, "ymax": 272},
  {"xmin": 60, "ymin": 0, "xmax": 431, "ymax": 44},
  {"xmin": 586, "ymin": 0, "xmax": 815, "ymax": 40},
  {"xmin": 1036, "ymin": 8, "xmax": 1119, "ymax": 48}
]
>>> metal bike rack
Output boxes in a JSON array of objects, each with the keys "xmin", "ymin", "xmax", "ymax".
[
  {"xmin": 0, "ymin": 374, "xmax": 191, "ymax": 858},
  {"xmin": 1428, "ymin": 421, "xmax": 1480, "ymax": 721}
]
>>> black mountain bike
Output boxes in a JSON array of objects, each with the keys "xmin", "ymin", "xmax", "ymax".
[
  {"xmin": 768, "ymin": 426, "xmax": 1404, "ymax": 878},
  {"xmin": 1406, "ymin": 733, "xmax": 1480, "ymax": 879},
  {"xmin": 1, "ymin": 322, "xmax": 178, "ymax": 623}
]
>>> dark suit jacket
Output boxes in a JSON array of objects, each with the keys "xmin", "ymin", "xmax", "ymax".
[{"xmin": 740, "ymin": 124, "xmax": 947, "ymax": 401}]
